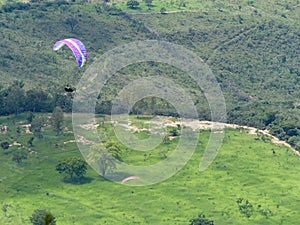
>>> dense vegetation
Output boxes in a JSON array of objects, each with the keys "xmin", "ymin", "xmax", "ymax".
[{"xmin": 0, "ymin": 0, "xmax": 299, "ymax": 150}]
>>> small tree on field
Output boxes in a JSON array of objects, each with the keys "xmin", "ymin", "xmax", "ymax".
[
  {"xmin": 160, "ymin": 7, "xmax": 167, "ymax": 14},
  {"xmin": 56, "ymin": 157, "xmax": 87, "ymax": 182},
  {"xmin": 127, "ymin": 0, "xmax": 139, "ymax": 9},
  {"xmin": 30, "ymin": 116, "xmax": 44, "ymax": 139},
  {"xmin": 190, "ymin": 214, "xmax": 214, "ymax": 225},
  {"xmin": 28, "ymin": 136, "xmax": 35, "ymax": 147},
  {"xmin": 12, "ymin": 149, "xmax": 28, "ymax": 164},
  {"xmin": 88, "ymin": 143, "xmax": 117, "ymax": 177},
  {"xmin": 1, "ymin": 141, "xmax": 9, "ymax": 150},
  {"xmin": 143, "ymin": 0, "xmax": 152, "ymax": 9},
  {"xmin": 236, "ymin": 198, "xmax": 254, "ymax": 218},
  {"xmin": 51, "ymin": 106, "xmax": 64, "ymax": 135},
  {"xmin": 30, "ymin": 209, "xmax": 56, "ymax": 225}
]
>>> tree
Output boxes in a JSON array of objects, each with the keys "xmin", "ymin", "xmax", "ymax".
[
  {"xmin": 30, "ymin": 116, "xmax": 44, "ymax": 139},
  {"xmin": 25, "ymin": 89, "xmax": 52, "ymax": 112},
  {"xmin": 30, "ymin": 209, "xmax": 56, "ymax": 225},
  {"xmin": 27, "ymin": 136, "xmax": 35, "ymax": 147},
  {"xmin": 105, "ymin": 142, "xmax": 122, "ymax": 161},
  {"xmin": 2, "ymin": 204, "xmax": 10, "ymax": 217},
  {"xmin": 65, "ymin": 17, "xmax": 78, "ymax": 32},
  {"xmin": 88, "ymin": 144, "xmax": 117, "ymax": 176},
  {"xmin": 4, "ymin": 80, "xmax": 25, "ymax": 116},
  {"xmin": 56, "ymin": 157, "xmax": 87, "ymax": 182},
  {"xmin": 126, "ymin": 0, "xmax": 139, "ymax": 9},
  {"xmin": 1, "ymin": 141, "xmax": 9, "ymax": 150},
  {"xmin": 51, "ymin": 106, "xmax": 64, "ymax": 135},
  {"xmin": 54, "ymin": 92, "xmax": 72, "ymax": 112},
  {"xmin": 190, "ymin": 214, "xmax": 214, "ymax": 225},
  {"xmin": 143, "ymin": 0, "xmax": 152, "ymax": 9},
  {"xmin": 12, "ymin": 149, "xmax": 28, "ymax": 164},
  {"xmin": 160, "ymin": 7, "xmax": 167, "ymax": 14},
  {"xmin": 236, "ymin": 198, "xmax": 254, "ymax": 218}
]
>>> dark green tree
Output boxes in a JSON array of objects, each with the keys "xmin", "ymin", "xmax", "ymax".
[
  {"xmin": 160, "ymin": 7, "xmax": 166, "ymax": 14},
  {"xmin": 190, "ymin": 214, "xmax": 214, "ymax": 225},
  {"xmin": 65, "ymin": 17, "xmax": 78, "ymax": 32},
  {"xmin": 5, "ymin": 81, "xmax": 25, "ymax": 116},
  {"xmin": 25, "ymin": 89, "xmax": 52, "ymax": 112},
  {"xmin": 88, "ymin": 144, "xmax": 117, "ymax": 176},
  {"xmin": 30, "ymin": 209, "xmax": 56, "ymax": 225},
  {"xmin": 51, "ymin": 106, "xmax": 64, "ymax": 135},
  {"xmin": 12, "ymin": 149, "xmax": 28, "ymax": 164},
  {"xmin": 236, "ymin": 198, "xmax": 254, "ymax": 218},
  {"xmin": 143, "ymin": 0, "xmax": 152, "ymax": 9},
  {"xmin": 1, "ymin": 141, "xmax": 9, "ymax": 150},
  {"xmin": 105, "ymin": 142, "xmax": 123, "ymax": 161},
  {"xmin": 56, "ymin": 157, "xmax": 88, "ymax": 182},
  {"xmin": 27, "ymin": 112, "xmax": 34, "ymax": 123},
  {"xmin": 27, "ymin": 136, "xmax": 35, "ymax": 147},
  {"xmin": 54, "ymin": 92, "xmax": 72, "ymax": 112},
  {"xmin": 30, "ymin": 116, "xmax": 44, "ymax": 139},
  {"xmin": 126, "ymin": 0, "xmax": 139, "ymax": 9}
]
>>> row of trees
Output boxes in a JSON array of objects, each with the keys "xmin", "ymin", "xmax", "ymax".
[{"xmin": 0, "ymin": 81, "xmax": 72, "ymax": 116}]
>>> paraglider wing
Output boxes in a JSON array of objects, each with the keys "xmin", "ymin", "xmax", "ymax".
[
  {"xmin": 53, "ymin": 38, "xmax": 88, "ymax": 67},
  {"xmin": 121, "ymin": 176, "xmax": 141, "ymax": 184}
]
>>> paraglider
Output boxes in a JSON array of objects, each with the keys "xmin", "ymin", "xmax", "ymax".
[
  {"xmin": 53, "ymin": 38, "xmax": 88, "ymax": 67},
  {"xmin": 64, "ymin": 85, "xmax": 74, "ymax": 93},
  {"xmin": 121, "ymin": 176, "xmax": 141, "ymax": 184}
]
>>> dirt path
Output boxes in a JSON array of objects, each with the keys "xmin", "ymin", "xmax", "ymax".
[
  {"xmin": 124, "ymin": 117, "xmax": 300, "ymax": 157},
  {"xmin": 65, "ymin": 114, "xmax": 300, "ymax": 157}
]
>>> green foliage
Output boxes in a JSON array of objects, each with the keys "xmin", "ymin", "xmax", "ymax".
[
  {"xmin": 12, "ymin": 149, "xmax": 28, "ymax": 164},
  {"xmin": 0, "ymin": 0, "xmax": 299, "ymax": 147},
  {"xmin": 2, "ymin": 203, "xmax": 10, "ymax": 217},
  {"xmin": 127, "ymin": 0, "xmax": 140, "ymax": 9},
  {"xmin": 236, "ymin": 198, "xmax": 254, "ymax": 218},
  {"xmin": 143, "ymin": 0, "xmax": 153, "ymax": 9},
  {"xmin": 105, "ymin": 141, "xmax": 123, "ymax": 161},
  {"xmin": 51, "ymin": 106, "xmax": 64, "ymax": 135},
  {"xmin": 56, "ymin": 157, "xmax": 88, "ymax": 182},
  {"xmin": 190, "ymin": 213, "xmax": 214, "ymax": 225},
  {"xmin": 88, "ymin": 143, "xmax": 117, "ymax": 176},
  {"xmin": 3, "ymin": 80, "xmax": 25, "ymax": 116},
  {"xmin": 288, "ymin": 136, "xmax": 300, "ymax": 151},
  {"xmin": 1, "ymin": 141, "xmax": 9, "ymax": 150},
  {"xmin": 30, "ymin": 209, "xmax": 56, "ymax": 225},
  {"xmin": 30, "ymin": 115, "xmax": 45, "ymax": 139},
  {"xmin": 168, "ymin": 126, "xmax": 180, "ymax": 137}
]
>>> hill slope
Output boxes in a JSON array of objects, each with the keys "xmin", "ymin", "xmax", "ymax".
[
  {"xmin": 0, "ymin": 114, "xmax": 299, "ymax": 224},
  {"xmin": 0, "ymin": 2, "xmax": 299, "ymax": 151}
]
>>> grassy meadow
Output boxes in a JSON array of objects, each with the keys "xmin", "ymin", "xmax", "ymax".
[{"xmin": 0, "ymin": 114, "xmax": 299, "ymax": 224}]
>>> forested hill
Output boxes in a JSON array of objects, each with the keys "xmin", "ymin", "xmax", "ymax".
[
  {"xmin": 0, "ymin": 1, "xmax": 155, "ymax": 87},
  {"xmin": 0, "ymin": 1, "xmax": 300, "ymax": 151}
]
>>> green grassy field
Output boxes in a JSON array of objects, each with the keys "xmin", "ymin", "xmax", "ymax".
[{"xmin": 0, "ymin": 114, "xmax": 299, "ymax": 224}]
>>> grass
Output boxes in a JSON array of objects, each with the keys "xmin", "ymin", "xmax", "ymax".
[
  {"xmin": 114, "ymin": 0, "xmax": 300, "ymax": 19},
  {"xmin": 0, "ymin": 114, "xmax": 299, "ymax": 224}
]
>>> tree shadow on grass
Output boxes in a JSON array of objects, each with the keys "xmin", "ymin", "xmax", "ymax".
[{"xmin": 62, "ymin": 177, "xmax": 94, "ymax": 185}]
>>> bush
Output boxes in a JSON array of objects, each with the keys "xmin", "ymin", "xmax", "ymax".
[
  {"xmin": 30, "ymin": 209, "xmax": 56, "ymax": 225},
  {"xmin": 1, "ymin": 141, "xmax": 9, "ymax": 150}
]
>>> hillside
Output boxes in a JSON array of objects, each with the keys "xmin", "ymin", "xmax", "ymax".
[
  {"xmin": 0, "ymin": 114, "xmax": 299, "ymax": 224},
  {"xmin": 0, "ymin": 0, "xmax": 299, "ymax": 151}
]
